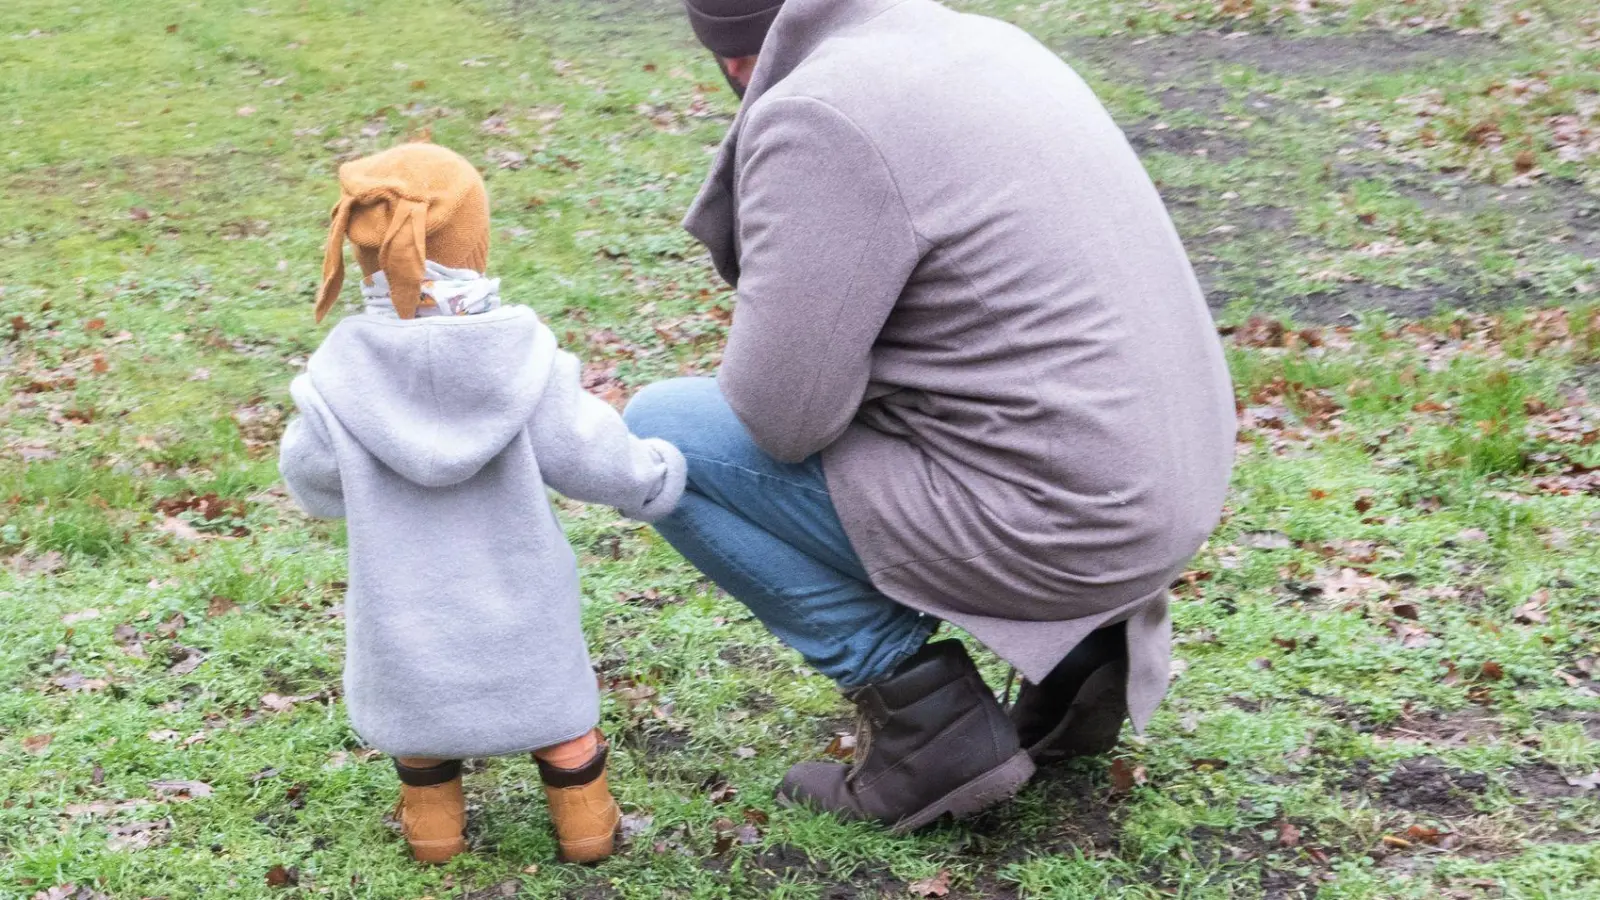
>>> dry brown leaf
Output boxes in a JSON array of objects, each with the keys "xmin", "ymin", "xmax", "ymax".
[
  {"xmin": 107, "ymin": 819, "xmax": 168, "ymax": 852},
  {"xmin": 33, "ymin": 884, "xmax": 114, "ymax": 900},
  {"xmin": 168, "ymin": 648, "xmax": 205, "ymax": 676},
  {"xmin": 149, "ymin": 780, "xmax": 213, "ymax": 800},
  {"xmin": 1514, "ymin": 590, "xmax": 1549, "ymax": 625},
  {"xmin": 157, "ymin": 517, "xmax": 202, "ymax": 541},
  {"xmin": 1564, "ymin": 771, "xmax": 1600, "ymax": 790},
  {"xmin": 1277, "ymin": 821, "xmax": 1302, "ymax": 848},
  {"xmin": 908, "ymin": 870, "xmax": 952, "ymax": 898},
  {"xmin": 9, "ymin": 550, "xmax": 66, "ymax": 575},
  {"xmin": 1108, "ymin": 757, "xmax": 1147, "ymax": 793},
  {"xmin": 155, "ymin": 612, "xmax": 185, "ymax": 638},
  {"xmin": 22, "ymin": 733, "xmax": 54, "ymax": 755}
]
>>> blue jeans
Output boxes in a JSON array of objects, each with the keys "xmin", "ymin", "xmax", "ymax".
[{"xmin": 623, "ymin": 378, "xmax": 937, "ymax": 687}]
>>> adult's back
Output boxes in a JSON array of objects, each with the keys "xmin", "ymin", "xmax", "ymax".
[{"xmin": 694, "ymin": 0, "xmax": 1236, "ymax": 703}]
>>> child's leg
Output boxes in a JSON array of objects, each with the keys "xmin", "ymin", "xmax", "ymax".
[
  {"xmin": 535, "ymin": 729, "xmax": 619, "ymax": 864},
  {"xmin": 393, "ymin": 757, "xmax": 467, "ymax": 864},
  {"xmin": 533, "ymin": 732, "xmax": 599, "ymax": 769}
]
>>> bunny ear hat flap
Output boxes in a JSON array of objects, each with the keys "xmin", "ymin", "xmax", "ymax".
[{"xmin": 314, "ymin": 142, "xmax": 491, "ymax": 323}]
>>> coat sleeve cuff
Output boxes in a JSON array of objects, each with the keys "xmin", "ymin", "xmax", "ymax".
[{"xmin": 629, "ymin": 438, "xmax": 688, "ymax": 523}]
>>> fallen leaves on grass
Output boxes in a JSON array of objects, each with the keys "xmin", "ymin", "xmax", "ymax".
[
  {"xmin": 106, "ymin": 819, "xmax": 168, "ymax": 852},
  {"xmin": 50, "ymin": 672, "xmax": 110, "ymax": 694},
  {"xmin": 265, "ymin": 865, "xmax": 298, "ymax": 888},
  {"xmin": 1229, "ymin": 316, "xmax": 1324, "ymax": 350},
  {"xmin": 710, "ymin": 816, "xmax": 762, "ymax": 855},
  {"xmin": 22, "ymin": 733, "xmax": 54, "ymax": 755},
  {"xmin": 260, "ymin": 692, "xmax": 325, "ymax": 713},
  {"xmin": 582, "ymin": 360, "xmax": 628, "ymax": 409},
  {"xmin": 7, "ymin": 551, "xmax": 65, "ymax": 575},
  {"xmin": 823, "ymin": 732, "xmax": 856, "ymax": 760},
  {"xmin": 1242, "ymin": 530, "xmax": 1292, "ymax": 549},
  {"xmin": 1401, "ymin": 823, "xmax": 1458, "ymax": 848},
  {"xmin": 907, "ymin": 870, "xmax": 952, "ymax": 898},
  {"xmin": 206, "ymin": 595, "xmax": 239, "ymax": 617},
  {"xmin": 1563, "ymin": 771, "xmax": 1600, "ymax": 790},
  {"xmin": 1315, "ymin": 567, "xmax": 1395, "ymax": 603},
  {"xmin": 155, "ymin": 492, "xmax": 247, "ymax": 521},
  {"xmin": 60, "ymin": 607, "xmax": 100, "ymax": 625},
  {"xmin": 1389, "ymin": 619, "xmax": 1434, "ymax": 649},
  {"xmin": 1514, "ymin": 590, "xmax": 1549, "ymax": 625},
  {"xmin": 619, "ymin": 812, "xmax": 654, "ymax": 840},
  {"xmin": 1277, "ymin": 821, "xmax": 1302, "ymax": 848},
  {"xmin": 32, "ymin": 884, "xmax": 112, "ymax": 900},
  {"xmin": 149, "ymin": 780, "xmax": 213, "ymax": 801},
  {"xmin": 157, "ymin": 517, "xmax": 203, "ymax": 541},
  {"xmin": 704, "ymin": 777, "xmax": 738, "ymax": 804},
  {"xmin": 486, "ymin": 148, "xmax": 526, "ymax": 170},
  {"xmin": 64, "ymin": 799, "xmax": 149, "ymax": 818},
  {"xmin": 155, "ymin": 612, "xmax": 185, "ymax": 638},
  {"xmin": 232, "ymin": 404, "xmax": 286, "ymax": 452},
  {"xmin": 167, "ymin": 647, "xmax": 205, "ymax": 676},
  {"xmin": 1108, "ymin": 758, "xmax": 1148, "ymax": 794}
]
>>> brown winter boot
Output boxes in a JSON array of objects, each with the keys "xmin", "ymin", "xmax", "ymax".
[
  {"xmin": 536, "ymin": 732, "xmax": 621, "ymax": 864},
  {"xmin": 777, "ymin": 640, "xmax": 1036, "ymax": 833},
  {"xmin": 1009, "ymin": 623, "xmax": 1128, "ymax": 764},
  {"xmin": 394, "ymin": 758, "xmax": 468, "ymax": 864}
]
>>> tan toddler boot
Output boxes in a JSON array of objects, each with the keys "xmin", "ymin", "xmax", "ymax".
[
  {"xmin": 394, "ymin": 758, "xmax": 468, "ymax": 864},
  {"xmin": 535, "ymin": 731, "xmax": 621, "ymax": 864}
]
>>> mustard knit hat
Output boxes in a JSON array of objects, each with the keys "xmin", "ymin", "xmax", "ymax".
[{"xmin": 316, "ymin": 142, "xmax": 490, "ymax": 323}]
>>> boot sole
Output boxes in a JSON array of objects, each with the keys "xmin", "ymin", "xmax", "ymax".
[{"xmin": 889, "ymin": 749, "xmax": 1036, "ymax": 834}]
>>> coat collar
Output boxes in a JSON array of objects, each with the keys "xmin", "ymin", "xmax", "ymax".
[{"xmin": 683, "ymin": 0, "xmax": 911, "ymax": 286}]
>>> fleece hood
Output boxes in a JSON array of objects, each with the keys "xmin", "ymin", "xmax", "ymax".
[{"xmin": 305, "ymin": 306, "xmax": 553, "ymax": 488}]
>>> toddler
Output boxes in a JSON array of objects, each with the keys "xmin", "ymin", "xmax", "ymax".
[{"xmin": 279, "ymin": 142, "xmax": 685, "ymax": 864}]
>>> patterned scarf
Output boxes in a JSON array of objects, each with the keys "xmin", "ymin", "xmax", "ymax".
[{"xmin": 362, "ymin": 261, "xmax": 501, "ymax": 319}]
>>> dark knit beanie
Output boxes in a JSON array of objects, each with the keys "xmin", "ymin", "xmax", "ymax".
[{"xmin": 683, "ymin": 0, "xmax": 786, "ymax": 58}]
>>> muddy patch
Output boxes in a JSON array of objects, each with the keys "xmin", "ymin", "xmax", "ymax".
[
  {"xmin": 1341, "ymin": 163, "xmax": 1600, "ymax": 260},
  {"xmin": 1126, "ymin": 122, "xmax": 1250, "ymax": 161},
  {"xmin": 1373, "ymin": 707, "xmax": 1504, "ymax": 749},
  {"xmin": 624, "ymin": 724, "xmax": 691, "ymax": 758},
  {"xmin": 1014, "ymin": 766, "xmax": 1121, "ymax": 853},
  {"xmin": 1539, "ymin": 708, "xmax": 1600, "ymax": 740},
  {"xmin": 1063, "ymin": 31, "xmax": 1501, "ymax": 84},
  {"xmin": 1187, "ymin": 822, "xmax": 1329, "ymax": 899},
  {"xmin": 1508, "ymin": 762, "xmax": 1594, "ymax": 803},
  {"xmin": 1373, "ymin": 757, "xmax": 1490, "ymax": 818},
  {"xmin": 1291, "ymin": 281, "xmax": 1521, "ymax": 323}
]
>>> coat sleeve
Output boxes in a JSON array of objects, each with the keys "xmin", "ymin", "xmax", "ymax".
[
  {"xmin": 719, "ymin": 95, "xmax": 922, "ymax": 464},
  {"xmin": 279, "ymin": 378, "xmax": 346, "ymax": 520},
  {"xmin": 528, "ymin": 343, "xmax": 688, "ymax": 523}
]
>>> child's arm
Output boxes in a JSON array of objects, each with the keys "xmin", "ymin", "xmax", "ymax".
[
  {"xmin": 530, "ymin": 347, "xmax": 686, "ymax": 523},
  {"xmin": 278, "ymin": 376, "xmax": 346, "ymax": 520}
]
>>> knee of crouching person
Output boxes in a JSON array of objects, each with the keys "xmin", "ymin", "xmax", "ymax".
[{"xmin": 623, "ymin": 377, "xmax": 722, "ymax": 447}]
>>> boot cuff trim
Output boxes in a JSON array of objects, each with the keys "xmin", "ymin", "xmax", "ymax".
[
  {"xmin": 537, "ymin": 743, "xmax": 609, "ymax": 788},
  {"xmin": 394, "ymin": 758, "xmax": 463, "ymax": 787}
]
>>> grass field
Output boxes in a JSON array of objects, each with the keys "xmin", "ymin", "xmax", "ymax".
[{"xmin": 2, "ymin": 0, "xmax": 1599, "ymax": 897}]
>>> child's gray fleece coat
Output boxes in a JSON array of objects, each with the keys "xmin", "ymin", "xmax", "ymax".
[{"xmin": 279, "ymin": 306, "xmax": 686, "ymax": 759}]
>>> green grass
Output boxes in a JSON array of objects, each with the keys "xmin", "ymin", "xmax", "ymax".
[{"xmin": 3, "ymin": 0, "xmax": 1600, "ymax": 898}]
